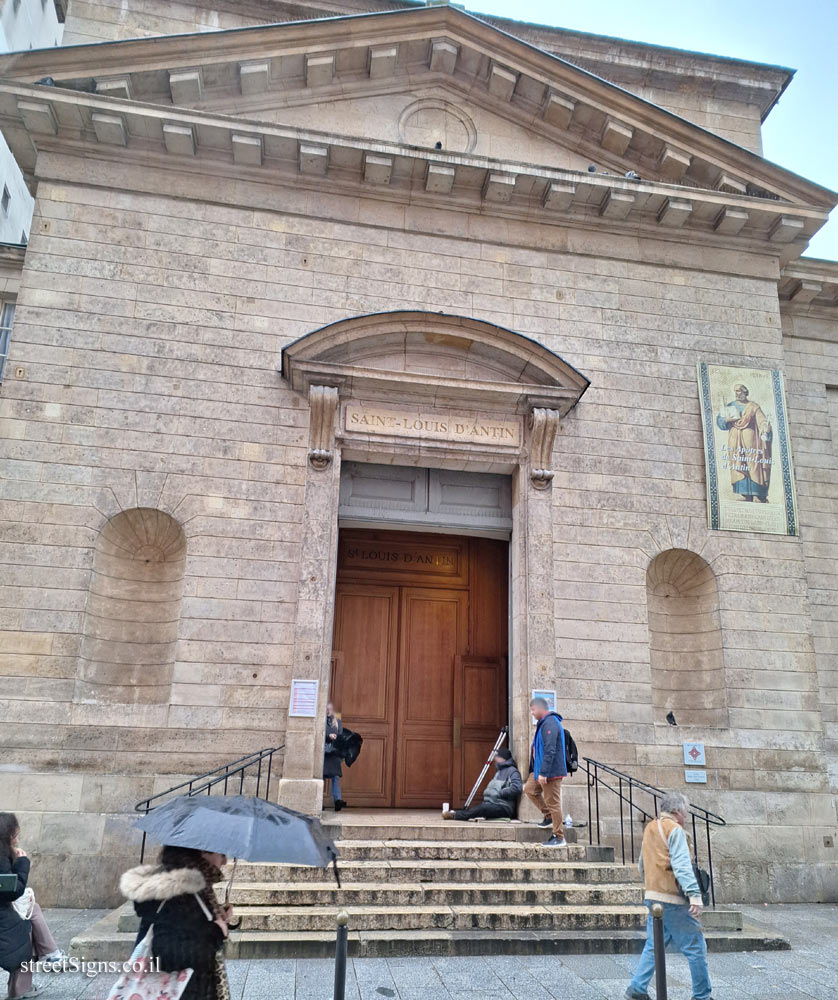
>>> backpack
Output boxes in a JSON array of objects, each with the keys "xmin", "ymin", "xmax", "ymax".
[{"xmin": 563, "ymin": 728, "xmax": 579, "ymax": 774}]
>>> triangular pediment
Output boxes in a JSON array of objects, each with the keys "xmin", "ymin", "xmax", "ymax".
[
  {"xmin": 238, "ymin": 85, "xmax": 597, "ymax": 175},
  {"xmin": 0, "ymin": 3, "xmax": 833, "ymax": 210},
  {"xmin": 0, "ymin": 4, "xmax": 833, "ymax": 263}
]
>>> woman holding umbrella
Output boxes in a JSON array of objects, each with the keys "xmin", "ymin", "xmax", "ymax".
[{"xmin": 120, "ymin": 846, "xmax": 234, "ymax": 1000}]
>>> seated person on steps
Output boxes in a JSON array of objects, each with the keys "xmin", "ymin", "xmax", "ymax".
[{"xmin": 442, "ymin": 749, "xmax": 523, "ymax": 821}]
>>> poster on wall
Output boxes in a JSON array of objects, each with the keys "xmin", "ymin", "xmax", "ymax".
[
  {"xmin": 289, "ymin": 679, "xmax": 319, "ymax": 717},
  {"xmin": 531, "ymin": 689, "xmax": 557, "ymax": 723},
  {"xmin": 696, "ymin": 362, "xmax": 798, "ymax": 535}
]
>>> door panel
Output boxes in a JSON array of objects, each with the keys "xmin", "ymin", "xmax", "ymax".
[
  {"xmin": 395, "ymin": 588, "xmax": 467, "ymax": 807},
  {"xmin": 331, "ymin": 528, "xmax": 509, "ymax": 811},
  {"xmin": 331, "ymin": 585, "xmax": 399, "ymax": 807},
  {"xmin": 453, "ymin": 656, "xmax": 507, "ymax": 805}
]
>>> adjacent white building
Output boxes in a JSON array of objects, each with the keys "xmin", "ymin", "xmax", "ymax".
[{"xmin": 0, "ymin": 0, "xmax": 63, "ymax": 245}]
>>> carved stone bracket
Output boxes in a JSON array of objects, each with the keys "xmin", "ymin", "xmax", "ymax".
[
  {"xmin": 529, "ymin": 407, "xmax": 560, "ymax": 489},
  {"xmin": 308, "ymin": 385, "xmax": 339, "ymax": 470}
]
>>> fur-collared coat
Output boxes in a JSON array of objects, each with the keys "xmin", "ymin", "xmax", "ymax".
[{"xmin": 120, "ymin": 865, "xmax": 225, "ymax": 1000}]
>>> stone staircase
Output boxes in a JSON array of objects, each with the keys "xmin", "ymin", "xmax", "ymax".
[{"xmin": 71, "ymin": 812, "xmax": 787, "ymax": 959}]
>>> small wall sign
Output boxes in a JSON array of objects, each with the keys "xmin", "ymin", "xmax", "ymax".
[
  {"xmin": 289, "ymin": 679, "xmax": 319, "ymax": 717},
  {"xmin": 685, "ymin": 770, "xmax": 707, "ymax": 784},
  {"xmin": 531, "ymin": 689, "xmax": 557, "ymax": 723},
  {"xmin": 683, "ymin": 742, "xmax": 706, "ymax": 766}
]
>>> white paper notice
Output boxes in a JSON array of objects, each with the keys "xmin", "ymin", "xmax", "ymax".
[{"xmin": 289, "ymin": 679, "xmax": 319, "ymax": 717}]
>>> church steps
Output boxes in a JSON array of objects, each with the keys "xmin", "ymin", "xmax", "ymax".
[
  {"xmin": 70, "ymin": 815, "xmax": 788, "ymax": 959},
  {"xmin": 72, "ymin": 910, "xmax": 788, "ymax": 962},
  {"xmin": 216, "ymin": 903, "xmax": 648, "ymax": 933},
  {"xmin": 319, "ymin": 825, "xmax": 550, "ymax": 843},
  {"xmin": 321, "ymin": 839, "xmax": 610, "ymax": 862},
  {"xmin": 235, "ymin": 859, "xmax": 639, "ymax": 884},
  {"xmin": 224, "ymin": 881, "xmax": 644, "ymax": 908}
]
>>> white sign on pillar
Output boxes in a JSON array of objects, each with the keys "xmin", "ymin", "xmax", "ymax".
[
  {"xmin": 289, "ymin": 679, "xmax": 319, "ymax": 717},
  {"xmin": 683, "ymin": 742, "xmax": 706, "ymax": 766}
]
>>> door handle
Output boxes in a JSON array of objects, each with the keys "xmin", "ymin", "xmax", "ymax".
[{"xmin": 453, "ymin": 717, "xmax": 462, "ymax": 749}]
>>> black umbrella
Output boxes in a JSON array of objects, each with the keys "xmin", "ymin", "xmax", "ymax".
[{"xmin": 135, "ymin": 795, "xmax": 341, "ymax": 887}]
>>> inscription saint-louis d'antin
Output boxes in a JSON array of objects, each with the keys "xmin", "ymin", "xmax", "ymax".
[{"xmin": 344, "ymin": 403, "xmax": 521, "ymax": 447}]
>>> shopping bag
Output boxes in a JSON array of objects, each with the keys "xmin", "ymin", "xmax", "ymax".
[
  {"xmin": 105, "ymin": 922, "xmax": 193, "ymax": 1000},
  {"xmin": 11, "ymin": 887, "xmax": 34, "ymax": 920}
]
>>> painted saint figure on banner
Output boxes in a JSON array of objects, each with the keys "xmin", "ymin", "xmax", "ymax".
[
  {"xmin": 715, "ymin": 383, "xmax": 772, "ymax": 503},
  {"xmin": 697, "ymin": 362, "xmax": 797, "ymax": 535}
]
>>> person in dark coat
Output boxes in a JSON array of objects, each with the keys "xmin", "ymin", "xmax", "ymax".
[
  {"xmin": 442, "ymin": 749, "xmax": 523, "ymax": 821},
  {"xmin": 323, "ymin": 701, "xmax": 346, "ymax": 811},
  {"xmin": 120, "ymin": 846, "xmax": 232, "ymax": 1000},
  {"xmin": 0, "ymin": 813, "xmax": 64, "ymax": 1000}
]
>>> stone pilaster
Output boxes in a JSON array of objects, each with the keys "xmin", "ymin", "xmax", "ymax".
[{"xmin": 278, "ymin": 393, "xmax": 342, "ymax": 815}]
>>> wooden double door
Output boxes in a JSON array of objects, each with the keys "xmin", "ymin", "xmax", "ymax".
[{"xmin": 330, "ymin": 530, "xmax": 508, "ymax": 808}]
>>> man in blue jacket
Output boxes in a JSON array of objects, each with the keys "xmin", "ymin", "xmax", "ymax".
[{"xmin": 525, "ymin": 697, "xmax": 568, "ymax": 847}]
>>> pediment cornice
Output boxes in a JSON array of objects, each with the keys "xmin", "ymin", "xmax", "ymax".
[
  {"xmin": 0, "ymin": 79, "xmax": 829, "ymax": 265},
  {"xmin": 0, "ymin": 5, "xmax": 833, "ymax": 212},
  {"xmin": 779, "ymin": 258, "xmax": 838, "ymax": 317}
]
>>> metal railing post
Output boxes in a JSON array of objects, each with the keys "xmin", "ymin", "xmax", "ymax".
[
  {"xmin": 586, "ymin": 761, "xmax": 593, "ymax": 846},
  {"xmin": 651, "ymin": 903, "xmax": 668, "ymax": 1000},
  {"xmin": 618, "ymin": 777, "xmax": 625, "ymax": 865},
  {"xmin": 705, "ymin": 817, "xmax": 716, "ymax": 908},
  {"xmin": 333, "ymin": 910, "xmax": 349, "ymax": 1000},
  {"xmin": 594, "ymin": 762, "xmax": 601, "ymax": 845},
  {"xmin": 265, "ymin": 751, "xmax": 273, "ymax": 801}
]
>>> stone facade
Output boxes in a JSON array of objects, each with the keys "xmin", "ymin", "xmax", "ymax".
[{"xmin": 0, "ymin": 0, "xmax": 836, "ymax": 907}]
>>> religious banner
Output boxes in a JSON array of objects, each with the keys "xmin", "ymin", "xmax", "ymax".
[{"xmin": 697, "ymin": 362, "xmax": 798, "ymax": 535}]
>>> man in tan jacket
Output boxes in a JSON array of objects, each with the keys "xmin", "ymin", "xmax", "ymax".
[{"xmin": 626, "ymin": 792, "xmax": 713, "ymax": 1000}]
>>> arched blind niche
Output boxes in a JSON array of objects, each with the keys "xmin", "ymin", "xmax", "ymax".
[
  {"xmin": 77, "ymin": 508, "xmax": 186, "ymax": 704},
  {"xmin": 646, "ymin": 549, "xmax": 729, "ymax": 729}
]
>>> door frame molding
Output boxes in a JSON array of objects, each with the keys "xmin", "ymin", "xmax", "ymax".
[{"xmin": 276, "ymin": 312, "xmax": 582, "ymax": 814}]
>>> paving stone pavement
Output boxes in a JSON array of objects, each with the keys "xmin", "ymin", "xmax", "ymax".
[{"xmin": 1, "ymin": 905, "xmax": 835, "ymax": 1000}]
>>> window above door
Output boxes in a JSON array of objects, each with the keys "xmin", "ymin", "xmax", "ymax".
[{"xmin": 339, "ymin": 462, "xmax": 512, "ymax": 538}]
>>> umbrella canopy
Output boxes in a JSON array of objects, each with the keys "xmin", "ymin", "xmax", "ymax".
[{"xmin": 135, "ymin": 795, "xmax": 338, "ymax": 868}]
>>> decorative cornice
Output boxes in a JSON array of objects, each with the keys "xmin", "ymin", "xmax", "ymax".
[
  {"xmin": 0, "ymin": 243, "xmax": 26, "ymax": 269},
  {"xmin": 478, "ymin": 13, "xmax": 794, "ymax": 123},
  {"xmin": 779, "ymin": 258, "xmax": 838, "ymax": 315},
  {"xmin": 281, "ymin": 311, "xmax": 589, "ymax": 418},
  {"xmin": 0, "ymin": 5, "xmax": 832, "ymax": 210},
  {"xmin": 0, "ymin": 82, "xmax": 828, "ymax": 264}
]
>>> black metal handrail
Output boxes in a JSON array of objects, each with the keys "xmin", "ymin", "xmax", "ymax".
[
  {"xmin": 583, "ymin": 756, "xmax": 726, "ymax": 907},
  {"xmin": 135, "ymin": 745, "xmax": 283, "ymax": 862}
]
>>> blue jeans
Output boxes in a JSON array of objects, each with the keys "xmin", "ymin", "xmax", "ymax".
[
  {"xmin": 629, "ymin": 901, "xmax": 712, "ymax": 1000},
  {"xmin": 330, "ymin": 777, "xmax": 342, "ymax": 800}
]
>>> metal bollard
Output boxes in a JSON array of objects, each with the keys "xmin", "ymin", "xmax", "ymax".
[
  {"xmin": 333, "ymin": 909, "xmax": 349, "ymax": 1000},
  {"xmin": 651, "ymin": 903, "xmax": 667, "ymax": 1000}
]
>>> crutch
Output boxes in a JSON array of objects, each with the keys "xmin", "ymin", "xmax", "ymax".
[{"xmin": 463, "ymin": 726, "xmax": 509, "ymax": 808}]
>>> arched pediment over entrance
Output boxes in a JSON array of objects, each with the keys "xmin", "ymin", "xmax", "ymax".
[
  {"xmin": 282, "ymin": 310, "xmax": 589, "ymax": 488},
  {"xmin": 277, "ymin": 311, "xmax": 588, "ymax": 814},
  {"xmin": 281, "ymin": 311, "xmax": 589, "ymax": 417}
]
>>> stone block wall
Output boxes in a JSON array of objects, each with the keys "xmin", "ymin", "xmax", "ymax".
[
  {"xmin": 0, "ymin": 157, "xmax": 835, "ymax": 903},
  {"xmin": 781, "ymin": 310, "xmax": 838, "ymax": 795}
]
